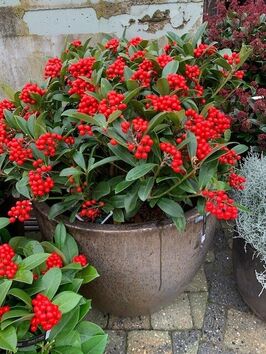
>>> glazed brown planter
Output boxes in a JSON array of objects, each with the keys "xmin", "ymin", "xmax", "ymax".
[
  {"xmin": 233, "ymin": 237, "xmax": 266, "ymax": 321},
  {"xmin": 34, "ymin": 203, "xmax": 216, "ymax": 317}
]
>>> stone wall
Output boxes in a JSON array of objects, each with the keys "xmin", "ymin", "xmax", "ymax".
[{"xmin": 0, "ymin": 0, "xmax": 203, "ymax": 91}]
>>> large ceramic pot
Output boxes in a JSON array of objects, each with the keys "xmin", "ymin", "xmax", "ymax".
[
  {"xmin": 233, "ymin": 237, "xmax": 266, "ymax": 321},
  {"xmin": 34, "ymin": 203, "xmax": 216, "ymax": 317}
]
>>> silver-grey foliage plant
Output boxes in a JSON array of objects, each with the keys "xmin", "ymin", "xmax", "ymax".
[{"xmin": 234, "ymin": 152, "xmax": 266, "ymax": 293}]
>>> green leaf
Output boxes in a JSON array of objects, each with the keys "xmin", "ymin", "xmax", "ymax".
[
  {"xmin": 82, "ymin": 335, "xmax": 108, "ymax": 354},
  {"xmin": 123, "ymin": 87, "xmax": 141, "ymax": 104},
  {"xmin": 49, "ymin": 306, "xmax": 80, "ymax": 340},
  {"xmin": 53, "ymin": 291, "xmax": 82, "ymax": 314},
  {"xmin": 162, "ymin": 60, "xmax": 179, "ymax": 77},
  {"xmin": 187, "ymin": 131, "xmax": 197, "ymax": 159},
  {"xmin": 61, "ymin": 233, "xmax": 79, "ymax": 263},
  {"xmin": 115, "ymin": 180, "xmax": 135, "ymax": 194},
  {"xmin": 191, "ymin": 22, "xmax": 207, "ymax": 47},
  {"xmin": 138, "ymin": 177, "xmax": 154, "ymax": 201},
  {"xmin": 124, "ymin": 184, "xmax": 139, "ymax": 214},
  {"xmin": 48, "ymin": 197, "xmax": 81, "ymax": 220},
  {"xmin": 73, "ymin": 151, "xmax": 86, "ymax": 171},
  {"xmin": 15, "ymin": 176, "xmax": 30, "ymax": 199},
  {"xmin": 13, "ymin": 269, "xmax": 33, "ymax": 284},
  {"xmin": 157, "ymin": 198, "xmax": 184, "ymax": 218},
  {"xmin": 20, "ymin": 253, "xmax": 49, "ymax": 270},
  {"xmin": 154, "ymin": 78, "xmax": 170, "ymax": 95},
  {"xmin": 60, "ymin": 167, "xmax": 82, "ymax": 177},
  {"xmin": 77, "ymin": 321, "xmax": 107, "ymax": 354},
  {"xmin": 108, "ymin": 144, "xmax": 135, "ymax": 167},
  {"xmin": 147, "ymin": 110, "xmax": 185, "ymax": 133},
  {"xmin": 78, "ymin": 265, "xmax": 99, "ymax": 284},
  {"xmin": 0, "ymin": 280, "xmax": 12, "ymax": 306},
  {"xmin": 0, "ymin": 82, "xmax": 15, "ymax": 100},
  {"xmin": 8, "ymin": 288, "xmax": 32, "ymax": 308},
  {"xmin": 54, "ymin": 222, "xmax": 67, "ymax": 250},
  {"xmin": 87, "ymin": 156, "xmax": 120, "ymax": 173},
  {"xmin": 100, "ymin": 78, "xmax": 112, "ymax": 97},
  {"xmin": 113, "ymin": 209, "xmax": 124, "ymax": 223},
  {"xmin": 108, "ymin": 110, "xmax": 122, "ymax": 124},
  {"xmin": 92, "ymin": 181, "xmax": 110, "ymax": 200},
  {"xmin": 42, "ymin": 267, "xmax": 62, "ymax": 299},
  {"xmin": 124, "ymin": 66, "xmax": 134, "ymax": 80},
  {"xmin": 126, "ymin": 163, "xmax": 157, "ymax": 181},
  {"xmin": 0, "ymin": 218, "xmax": 10, "ymax": 230},
  {"xmin": 232, "ymin": 144, "xmax": 248, "ymax": 155},
  {"xmin": 41, "ymin": 241, "xmax": 66, "ymax": 262},
  {"xmin": 199, "ymin": 160, "xmax": 218, "ymax": 188},
  {"xmin": 172, "ymin": 215, "xmax": 186, "ymax": 231},
  {"xmin": 0, "ymin": 326, "xmax": 17, "ymax": 352},
  {"xmin": 2, "ymin": 309, "xmax": 30, "ymax": 322}
]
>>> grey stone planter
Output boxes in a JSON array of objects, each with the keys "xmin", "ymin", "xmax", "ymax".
[{"xmin": 34, "ymin": 203, "xmax": 216, "ymax": 317}]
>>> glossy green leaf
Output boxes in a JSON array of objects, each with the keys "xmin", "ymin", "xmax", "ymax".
[
  {"xmin": 138, "ymin": 177, "xmax": 154, "ymax": 201},
  {"xmin": 0, "ymin": 280, "xmax": 12, "ymax": 306},
  {"xmin": 42, "ymin": 267, "xmax": 62, "ymax": 300},
  {"xmin": 8, "ymin": 288, "xmax": 32, "ymax": 308},
  {"xmin": 78, "ymin": 265, "xmax": 99, "ymax": 284},
  {"xmin": 20, "ymin": 253, "xmax": 49, "ymax": 270},
  {"xmin": 162, "ymin": 60, "xmax": 179, "ymax": 77},
  {"xmin": 0, "ymin": 218, "xmax": 10, "ymax": 230},
  {"xmin": 0, "ymin": 326, "xmax": 17, "ymax": 352},
  {"xmin": 157, "ymin": 198, "xmax": 184, "ymax": 218},
  {"xmin": 54, "ymin": 222, "xmax": 67, "ymax": 250},
  {"xmin": 13, "ymin": 269, "xmax": 33, "ymax": 284},
  {"xmin": 92, "ymin": 181, "xmax": 110, "ymax": 199},
  {"xmin": 53, "ymin": 291, "xmax": 82, "ymax": 314},
  {"xmin": 126, "ymin": 163, "xmax": 157, "ymax": 181}
]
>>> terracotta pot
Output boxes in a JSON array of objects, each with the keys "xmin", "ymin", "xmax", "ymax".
[
  {"xmin": 233, "ymin": 237, "xmax": 266, "ymax": 321},
  {"xmin": 34, "ymin": 203, "xmax": 216, "ymax": 317}
]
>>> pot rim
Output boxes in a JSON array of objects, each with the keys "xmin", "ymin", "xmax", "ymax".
[{"xmin": 33, "ymin": 202, "xmax": 205, "ymax": 233}]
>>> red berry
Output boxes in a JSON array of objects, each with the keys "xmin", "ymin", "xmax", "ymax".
[
  {"xmin": 8, "ymin": 200, "xmax": 32, "ymax": 223},
  {"xmin": 44, "ymin": 57, "xmax": 62, "ymax": 79},
  {"xmin": 72, "ymin": 254, "xmax": 88, "ymax": 267},
  {"xmin": 31, "ymin": 294, "xmax": 61, "ymax": 332},
  {"xmin": 19, "ymin": 83, "xmax": 46, "ymax": 105},
  {"xmin": 202, "ymin": 190, "xmax": 238, "ymax": 220}
]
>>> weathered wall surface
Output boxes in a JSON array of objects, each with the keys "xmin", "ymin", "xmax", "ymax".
[{"xmin": 0, "ymin": 0, "xmax": 203, "ymax": 91}]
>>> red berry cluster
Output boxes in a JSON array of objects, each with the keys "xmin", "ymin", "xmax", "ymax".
[
  {"xmin": 223, "ymin": 52, "xmax": 240, "ymax": 65},
  {"xmin": 164, "ymin": 41, "xmax": 176, "ymax": 54},
  {"xmin": 234, "ymin": 70, "xmax": 245, "ymax": 79},
  {"xmin": 98, "ymin": 91, "xmax": 127, "ymax": 118},
  {"xmin": 106, "ymin": 57, "xmax": 125, "ymax": 81},
  {"xmin": 134, "ymin": 135, "xmax": 153, "ymax": 159},
  {"xmin": 132, "ymin": 117, "xmax": 148, "ymax": 135},
  {"xmin": 72, "ymin": 254, "xmax": 88, "ymax": 266},
  {"xmin": 105, "ymin": 38, "xmax": 119, "ymax": 53},
  {"xmin": 0, "ymin": 99, "xmax": 15, "ymax": 120},
  {"xmin": 194, "ymin": 44, "xmax": 216, "ymax": 58},
  {"xmin": 157, "ymin": 54, "xmax": 173, "ymax": 68},
  {"xmin": 46, "ymin": 253, "xmax": 63, "ymax": 270},
  {"xmin": 132, "ymin": 68, "xmax": 151, "ymax": 87},
  {"xmin": 202, "ymin": 190, "xmax": 238, "ymax": 220},
  {"xmin": 79, "ymin": 200, "xmax": 105, "ymax": 221},
  {"xmin": 185, "ymin": 64, "xmax": 200, "ymax": 81},
  {"xmin": 44, "ymin": 57, "xmax": 62, "ymax": 79},
  {"xmin": 78, "ymin": 94, "xmax": 99, "ymax": 116},
  {"xmin": 78, "ymin": 124, "xmax": 93, "ymax": 136},
  {"xmin": 160, "ymin": 142, "xmax": 183, "ymax": 173},
  {"xmin": 29, "ymin": 165, "xmax": 54, "ymax": 197},
  {"xmin": 71, "ymin": 40, "xmax": 82, "ymax": 47},
  {"xmin": 19, "ymin": 83, "xmax": 46, "ymax": 105},
  {"xmin": 128, "ymin": 36, "xmax": 143, "ymax": 47},
  {"xmin": 167, "ymin": 74, "xmax": 189, "ymax": 92},
  {"xmin": 36, "ymin": 132, "xmax": 62, "ymax": 157},
  {"xmin": 8, "ymin": 200, "xmax": 32, "ymax": 223},
  {"xmin": 130, "ymin": 50, "xmax": 146, "ymax": 61},
  {"xmin": 7, "ymin": 138, "xmax": 33, "ymax": 165},
  {"xmin": 64, "ymin": 136, "xmax": 75, "ymax": 145},
  {"xmin": 23, "ymin": 110, "xmax": 39, "ymax": 121},
  {"xmin": 0, "ymin": 121, "xmax": 7, "ymax": 153},
  {"xmin": 68, "ymin": 78, "xmax": 95, "ymax": 96},
  {"xmin": 0, "ymin": 244, "xmax": 18, "ymax": 279},
  {"xmin": 68, "ymin": 57, "xmax": 96, "ymax": 78},
  {"xmin": 31, "ymin": 294, "xmax": 62, "ymax": 332},
  {"xmin": 0, "ymin": 306, "xmax": 10, "ymax": 319},
  {"xmin": 146, "ymin": 94, "xmax": 181, "ymax": 112},
  {"xmin": 185, "ymin": 108, "xmax": 231, "ymax": 160},
  {"xmin": 219, "ymin": 147, "xmax": 241, "ymax": 165},
  {"xmin": 228, "ymin": 173, "xmax": 246, "ymax": 190},
  {"xmin": 110, "ymin": 138, "xmax": 118, "ymax": 145},
  {"xmin": 121, "ymin": 121, "xmax": 130, "ymax": 133}
]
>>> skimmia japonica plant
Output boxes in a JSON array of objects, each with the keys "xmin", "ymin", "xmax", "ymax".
[
  {"xmin": 0, "ymin": 221, "xmax": 107, "ymax": 353},
  {"xmin": 0, "ymin": 25, "xmax": 251, "ymax": 229}
]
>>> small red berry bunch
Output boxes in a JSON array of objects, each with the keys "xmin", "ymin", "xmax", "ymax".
[
  {"xmin": 146, "ymin": 94, "xmax": 181, "ymax": 112},
  {"xmin": 44, "ymin": 57, "xmax": 62, "ymax": 79},
  {"xmin": 130, "ymin": 50, "xmax": 146, "ymax": 61},
  {"xmin": 78, "ymin": 124, "xmax": 93, "ymax": 136},
  {"xmin": 134, "ymin": 135, "xmax": 153, "ymax": 159},
  {"xmin": 68, "ymin": 78, "xmax": 95, "ymax": 96},
  {"xmin": 8, "ymin": 200, "xmax": 32, "ymax": 223},
  {"xmin": 29, "ymin": 165, "xmax": 54, "ymax": 197},
  {"xmin": 106, "ymin": 57, "xmax": 125, "ymax": 81},
  {"xmin": 202, "ymin": 190, "xmax": 238, "ymax": 220},
  {"xmin": 78, "ymin": 94, "xmax": 99, "ymax": 116},
  {"xmin": 98, "ymin": 91, "xmax": 127, "ymax": 118},
  {"xmin": 79, "ymin": 200, "xmax": 105, "ymax": 221},
  {"xmin": 223, "ymin": 52, "xmax": 240, "ymax": 65},
  {"xmin": 167, "ymin": 74, "xmax": 189, "ymax": 92},
  {"xmin": 234, "ymin": 70, "xmax": 245, "ymax": 80},
  {"xmin": 128, "ymin": 36, "xmax": 143, "ymax": 47},
  {"xmin": 219, "ymin": 148, "xmax": 241, "ymax": 165},
  {"xmin": 194, "ymin": 44, "xmax": 216, "ymax": 58},
  {"xmin": 160, "ymin": 142, "xmax": 183, "ymax": 173},
  {"xmin": 228, "ymin": 173, "xmax": 246, "ymax": 190},
  {"xmin": 0, "ymin": 243, "xmax": 18, "ymax": 279},
  {"xmin": 0, "ymin": 99, "xmax": 15, "ymax": 120},
  {"xmin": 36, "ymin": 132, "xmax": 63, "ymax": 157},
  {"xmin": 72, "ymin": 254, "xmax": 88, "ymax": 267},
  {"xmin": 105, "ymin": 38, "xmax": 119, "ymax": 53},
  {"xmin": 45, "ymin": 253, "xmax": 63, "ymax": 270},
  {"xmin": 68, "ymin": 57, "xmax": 96, "ymax": 78},
  {"xmin": 157, "ymin": 54, "xmax": 173, "ymax": 68},
  {"xmin": 19, "ymin": 83, "xmax": 46, "ymax": 105},
  {"xmin": 7, "ymin": 138, "xmax": 33, "ymax": 165},
  {"xmin": 185, "ymin": 64, "xmax": 200, "ymax": 81},
  {"xmin": 71, "ymin": 40, "xmax": 82, "ymax": 47},
  {"xmin": 0, "ymin": 305, "xmax": 10, "ymax": 319},
  {"xmin": 31, "ymin": 294, "xmax": 62, "ymax": 332}
]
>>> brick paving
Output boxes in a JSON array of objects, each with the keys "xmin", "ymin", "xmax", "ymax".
[{"xmin": 85, "ymin": 222, "xmax": 266, "ymax": 354}]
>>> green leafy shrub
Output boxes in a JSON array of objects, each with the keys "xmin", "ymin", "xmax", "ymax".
[
  {"xmin": 0, "ymin": 25, "xmax": 251, "ymax": 229},
  {"xmin": 0, "ymin": 222, "xmax": 107, "ymax": 353}
]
